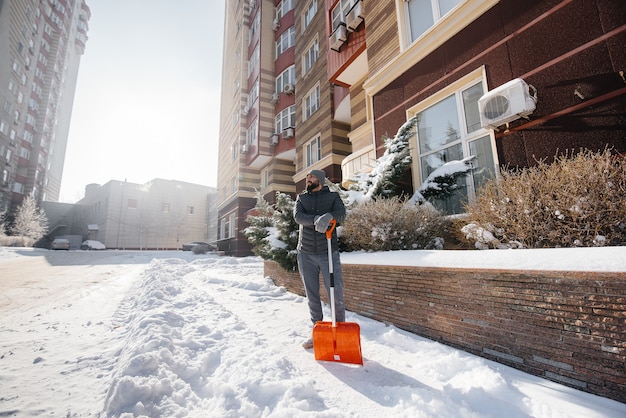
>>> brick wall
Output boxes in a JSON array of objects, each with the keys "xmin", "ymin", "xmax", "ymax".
[{"xmin": 264, "ymin": 261, "xmax": 626, "ymax": 402}]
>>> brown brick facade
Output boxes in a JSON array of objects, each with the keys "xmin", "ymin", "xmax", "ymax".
[{"xmin": 264, "ymin": 260, "xmax": 626, "ymax": 403}]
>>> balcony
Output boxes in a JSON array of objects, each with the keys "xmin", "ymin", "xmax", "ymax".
[{"xmin": 327, "ymin": 0, "xmax": 367, "ymax": 87}]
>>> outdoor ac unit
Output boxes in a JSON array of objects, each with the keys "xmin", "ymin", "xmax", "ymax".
[
  {"xmin": 270, "ymin": 133, "xmax": 279, "ymax": 146},
  {"xmin": 283, "ymin": 127, "xmax": 294, "ymax": 139},
  {"xmin": 346, "ymin": 0, "xmax": 364, "ymax": 32},
  {"xmin": 270, "ymin": 92, "xmax": 279, "ymax": 104},
  {"xmin": 329, "ymin": 24, "xmax": 348, "ymax": 52},
  {"xmin": 272, "ymin": 18, "xmax": 280, "ymax": 31},
  {"xmin": 242, "ymin": 105, "xmax": 249, "ymax": 116},
  {"xmin": 478, "ymin": 78, "xmax": 537, "ymax": 129},
  {"xmin": 241, "ymin": 143, "xmax": 249, "ymax": 154},
  {"xmin": 283, "ymin": 83, "xmax": 295, "ymax": 95}
]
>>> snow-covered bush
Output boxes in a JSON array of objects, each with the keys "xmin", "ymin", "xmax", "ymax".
[
  {"xmin": 340, "ymin": 196, "xmax": 447, "ymax": 252},
  {"xmin": 459, "ymin": 149, "xmax": 626, "ymax": 249},
  {"xmin": 1, "ymin": 193, "xmax": 49, "ymax": 247}
]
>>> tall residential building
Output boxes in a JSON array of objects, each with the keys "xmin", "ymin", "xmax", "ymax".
[
  {"xmin": 217, "ymin": 0, "xmax": 350, "ymax": 256},
  {"xmin": 0, "ymin": 0, "xmax": 90, "ymax": 217},
  {"xmin": 217, "ymin": 0, "xmax": 625, "ymax": 256}
]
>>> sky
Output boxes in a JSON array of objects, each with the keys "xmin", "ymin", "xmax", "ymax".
[
  {"xmin": 59, "ymin": 0, "xmax": 225, "ymax": 203},
  {"xmin": 1, "ymin": 247, "xmax": 625, "ymax": 416}
]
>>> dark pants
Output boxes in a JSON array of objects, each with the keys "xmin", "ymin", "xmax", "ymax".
[{"xmin": 297, "ymin": 251, "xmax": 346, "ymax": 324}]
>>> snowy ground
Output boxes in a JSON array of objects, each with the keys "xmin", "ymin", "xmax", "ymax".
[{"xmin": 0, "ymin": 247, "xmax": 625, "ymax": 417}]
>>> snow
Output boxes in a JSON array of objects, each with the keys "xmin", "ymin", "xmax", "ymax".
[{"xmin": 1, "ymin": 247, "xmax": 625, "ymax": 417}]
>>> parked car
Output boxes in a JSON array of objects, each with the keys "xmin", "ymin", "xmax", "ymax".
[
  {"xmin": 80, "ymin": 240, "xmax": 106, "ymax": 250},
  {"xmin": 181, "ymin": 241, "xmax": 216, "ymax": 252},
  {"xmin": 50, "ymin": 238, "xmax": 71, "ymax": 250}
]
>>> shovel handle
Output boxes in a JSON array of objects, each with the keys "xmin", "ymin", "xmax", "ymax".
[{"xmin": 326, "ymin": 219, "xmax": 337, "ymax": 239}]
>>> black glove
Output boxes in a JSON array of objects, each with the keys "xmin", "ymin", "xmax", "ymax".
[{"xmin": 314, "ymin": 213, "xmax": 333, "ymax": 233}]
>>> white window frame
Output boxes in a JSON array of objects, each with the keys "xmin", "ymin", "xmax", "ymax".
[
  {"xmin": 330, "ymin": 0, "xmax": 358, "ymax": 30},
  {"xmin": 302, "ymin": 37, "xmax": 319, "ymax": 75},
  {"xmin": 303, "ymin": 0, "xmax": 317, "ymax": 30},
  {"xmin": 275, "ymin": 105, "xmax": 296, "ymax": 133},
  {"xmin": 408, "ymin": 67, "xmax": 497, "ymax": 215},
  {"xmin": 276, "ymin": 0, "xmax": 295, "ymax": 19},
  {"xmin": 275, "ymin": 65, "xmax": 296, "ymax": 93},
  {"xmin": 305, "ymin": 134, "xmax": 322, "ymax": 167},
  {"xmin": 275, "ymin": 26, "xmax": 295, "ymax": 57},
  {"xmin": 403, "ymin": 0, "xmax": 462, "ymax": 44},
  {"xmin": 303, "ymin": 84, "xmax": 320, "ymax": 121}
]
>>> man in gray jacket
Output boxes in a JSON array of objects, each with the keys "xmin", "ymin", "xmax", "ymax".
[{"xmin": 294, "ymin": 169, "xmax": 346, "ymax": 349}]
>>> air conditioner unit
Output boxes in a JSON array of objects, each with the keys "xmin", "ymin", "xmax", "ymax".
[
  {"xmin": 272, "ymin": 18, "xmax": 280, "ymax": 31},
  {"xmin": 329, "ymin": 24, "xmax": 348, "ymax": 52},
  {"xmin": 241, "ymin": 143, "xmax": 250, "ymax": 154},
  {"xmin": 270, "ymin": 92, "xmax": 279, "ymax": 104},
  {"xmin": 270, "ymin": 133, "xmax": 279, "ymax": 146},
  {"xmin": 478, "ymin": 78, "xmax": 537, "ymax": 130},
  {"xmin": 242, "ymin": 105, "xmax": 249, "ymax": 116},
  {"xmin": 283, "ymin": 127, "xmax": 294, "ymax": 139},
  {"xmin": 283, "ymin": 83, "xmax": 295, "ymax": 95},
  {"xmin": 346, "ymin": 0, "xmax": 364, "ymax": 32}
]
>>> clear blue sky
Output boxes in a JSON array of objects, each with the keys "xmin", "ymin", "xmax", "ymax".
[{"xmin": 60, "ymin": 0, "xmax": 225, "ymax": 203}]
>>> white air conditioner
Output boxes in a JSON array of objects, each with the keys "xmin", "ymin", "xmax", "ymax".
[
  {"xmin": 242, "ymin": 105, "xmax": 249, "ymax": 116},
  {"xmin": 283, "ymin": 83, "xmax": 295, "ymax": 94},
  {"xmin": 329, "ymin": 24, "xmax": 348, "ymax": 52},
  {"xmin": 272, "ymin": 18, "xmax": 280, "ymax": 31},
  {"xmin": 270, "ymin": 92, "xmax": 279, "ymax": 104},
  {"xmin": 283, "ymin": 127, "xmax": 294, "ymax": 139},
  {"xmin": 478, "ymin": 78, "xmax": 537, "ymax": 130},
  {"xmin": 346, "ymin": 0, "xmax": 364, "ymax": 32},
  {"xmin": 270, "ymin": 133, "xmax": 279, "ymax": 146},
  {"xmin": 241, "ymin": 143, "xmax": 249, "ymax": 154}
]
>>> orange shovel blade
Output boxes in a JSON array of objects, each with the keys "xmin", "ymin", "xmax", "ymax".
[{"xmin": 313, "ymin": 321, "xmax": 363, "ymax": 365}]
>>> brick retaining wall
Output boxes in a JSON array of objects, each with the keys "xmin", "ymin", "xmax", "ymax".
[{"xmin": 264, "ymin": 260, "xmax": 626, "ymax": 402}]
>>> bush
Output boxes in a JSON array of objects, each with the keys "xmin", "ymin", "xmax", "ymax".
[
  {"xmin": 459, "ymin": 149, "xmax": 626, "ymax": 249},
  {"xmin": 340, "ymin": 196, "xmax": 448, "ymax": 252}
]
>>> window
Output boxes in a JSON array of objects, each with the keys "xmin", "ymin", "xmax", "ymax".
[
  {"xmin": 303, "ymin": 0, "xmax": 317, "ymax": 29},
  {"xmin": 412, "ymin": 76, "xmax": 495, "ymax": 215},
  {"xmin": 331, "ymin": 0, "xmax": 357, "ymax": 30},
  {"xmin": 261, "ymin": 167, "xmax": 269, "ymax": 189},
  {"xmin": 275, "ymin": 65, "xmax": 296, "ymax": 93},
  {"xmin": 405, "ymin": 0, "xmax": 461, "ymax": 42},
  {"xmin": 248, "ymin": 44, "xmax": 259, "ymax": 76},
  {"xmin": 162, "ymin": 203, "xmax": 170, "ymax": 212},
  {"xmin": 302, "ymin": 38, "xmax": 319, "ymax": 75},
  {"xmin": 231, "ymin": 141, "xmax": 239, "ymax": 160},
  {"xmin": 247, "ymin": 117, "xmax": 258, "ymax": 148},
  {"xmin": 276, "ymin": 0, "xmax": 294, "ymax": 19},
  {"xmin": 231, "ymin": 176, "xmax": 238, "ymax": 194},
  {"xmin": 275, "ymin": 26, "xmax": 295, "ymax": 57},
  {"xmin": 275, "ymin": 105, "xmax": 296, "ymax": 133},
  {"xmin": 187, "ymin": 206, "xmax": 194, "ymax": 215},
  {"xmin": 220, "ymin": 212, "xmax": 237, "ymax": 240},
  {"xmin": 247, "ymin": 78, "xmax": 259, "ymax": 109},
  {"xmin": 128, "ymin": 199, "xmax": 137, "ymax": 209},
  {"xmin": 304, "ymin": 85, "xmax": 320, "ymax": 120},
  {"xmin": 305, "ymin": 135, "xmax": 322, "ymax": 167},
  {"xmin": 249, "ymin": 11, "xmax": 260, "ymax": 44}
]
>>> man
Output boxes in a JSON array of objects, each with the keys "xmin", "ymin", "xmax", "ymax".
[{"xmin": 294, "ymin": 169, "xmax": 347, "ymax": 349}]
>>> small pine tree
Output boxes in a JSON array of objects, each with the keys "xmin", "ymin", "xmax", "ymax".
[
  {"xmin": 271, "ymin": 192, "xmax": 299, "ymax": 271},
  {"xmin": 11, "ymin": 193, "xmax": 49, "ymax": 241},
  {"xmin": 244, "ymin": 190, "xmax": 275, "ymax": 260}
]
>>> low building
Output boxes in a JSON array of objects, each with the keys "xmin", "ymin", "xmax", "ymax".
[{"xmin": 42, "ymin": 179, "xmax": 218, "ymax": 250}]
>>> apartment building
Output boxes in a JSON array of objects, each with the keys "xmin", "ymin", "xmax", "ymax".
[
  {"xmin": 339, "ymin": 0, "xmax": 625, "ymax": 215},
  {"xmin": 43, "ymin": 178, "xmax": 218, "ymax": 250},
  {"xmin": 0, "ymin": 0, "xmax": 90, "ymax": 218},
  {"xmin": 217, "ymin": 0, "xmax": 625, "ymax": 255}
]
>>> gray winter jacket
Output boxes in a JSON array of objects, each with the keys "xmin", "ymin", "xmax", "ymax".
[{"xmin": 294, "ymin": 186, "xmax": 346, "ymax": 254}]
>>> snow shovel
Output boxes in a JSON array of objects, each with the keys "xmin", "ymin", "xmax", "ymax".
[{"xmin": 313, "ymin": 219, "xmax": 363, "ymax": 365}]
